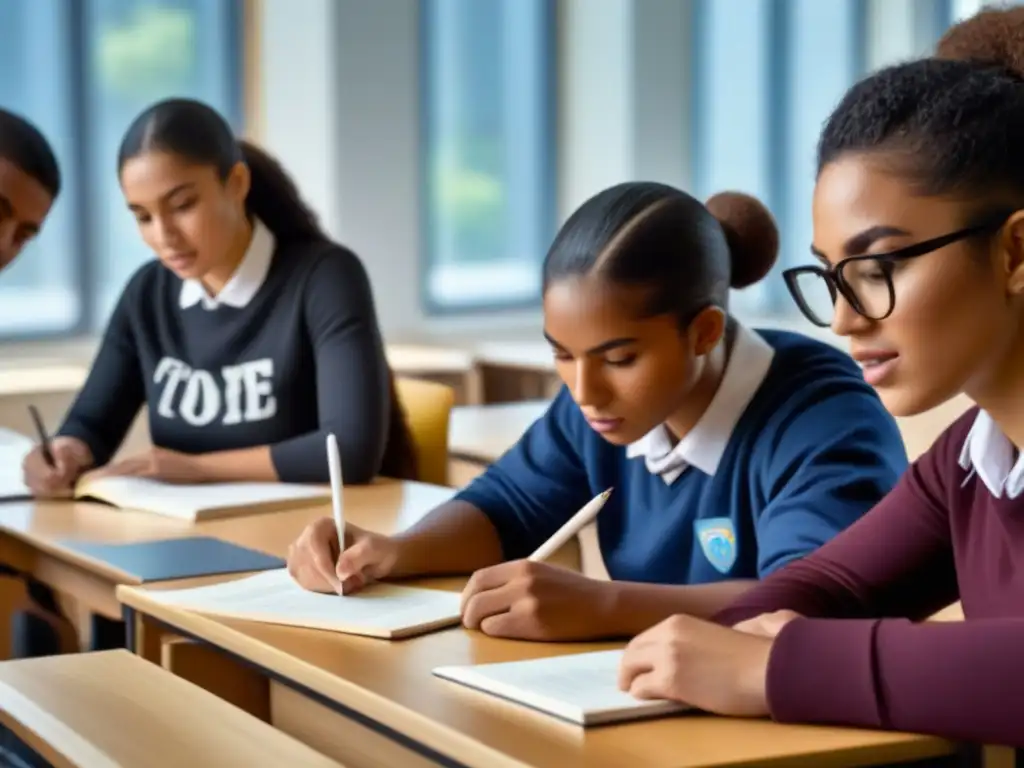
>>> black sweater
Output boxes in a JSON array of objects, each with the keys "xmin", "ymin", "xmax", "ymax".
[{"xmin": 58, "ymin": 238, "xmax": 391, "ymax": 483}]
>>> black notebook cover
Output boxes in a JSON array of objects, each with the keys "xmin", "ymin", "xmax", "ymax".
[{"xmin": 58, "ymin": 536, "xmax": 285, "ymax": 583}]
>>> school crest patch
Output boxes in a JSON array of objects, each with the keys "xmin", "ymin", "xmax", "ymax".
[{"xmin": 694, "ymin": 517, "xmax": 737, "ymax": 574}]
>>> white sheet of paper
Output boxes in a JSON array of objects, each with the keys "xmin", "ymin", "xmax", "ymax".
[
  {"xmin": 434, "ymin": 650, "xmax": 689, "ymax": 725},
  {"xmin": 0, "ymin": 428, "xmax": 33, "ymax": 499},
  {"xmin": 82, "ymin": 477, "xmax": 327, "ymax": 519},
  {"xmin": 145, "ymin": 568, "xmax": 462, "ymax": 636}
]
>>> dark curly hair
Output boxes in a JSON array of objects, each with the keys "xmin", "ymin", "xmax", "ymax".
[{"xmin": 817, "ymin": 5, "xmax": 1024, "ymax": 206}]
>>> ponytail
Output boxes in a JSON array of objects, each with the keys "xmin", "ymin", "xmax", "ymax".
[
  {"xmin": 118, "ymin": 98, "xmax": 326, "ymax": 245},
  {"xmin": 239, "ymin": 140, "xmax": 326, "ymax": 244}
]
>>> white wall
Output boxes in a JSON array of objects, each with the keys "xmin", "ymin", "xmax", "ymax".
[{"xmin": 253, "ymin": 0, "xmax": 947, "ymax": 343}]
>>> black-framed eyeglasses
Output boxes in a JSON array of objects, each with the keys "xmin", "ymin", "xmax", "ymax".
[{"xmin": 781, "ymin": 214, "xmax": 1011, "ymax": 327}]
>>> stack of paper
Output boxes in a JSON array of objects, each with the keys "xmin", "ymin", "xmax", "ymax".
[
  {"xmin": 144, "ymin": 568, "xmax": 463, "ymax": 639},
  {"xmin": 433, "ymin": 650, "xmax": 690, "ymax": 726}
]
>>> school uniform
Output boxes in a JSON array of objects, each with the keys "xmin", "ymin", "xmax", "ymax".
[
  {"xmin": 716, "ymin": 407, "xmax": 1024, "ymax": 750},
  {"xmin": 59, "ymin": 218, "xmax": 392, "ymax": 481},
  {"xmin": 14, "ymin": 219, "xmax": 396, "ymax": 658},
  {"xmin": 457, "ymin": 325, "xmax": 907, "ymax": 584}
]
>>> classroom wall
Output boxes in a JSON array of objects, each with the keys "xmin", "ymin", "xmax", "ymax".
[{"xmin": 253, "ymin": 0, "xmax": 941, "ymax": 343}]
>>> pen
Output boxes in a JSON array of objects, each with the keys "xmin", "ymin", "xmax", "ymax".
[
  {"xmin": 528, "ymin": 488, "xmax": 613, "ymax": 562},
  {"xmin": 326, "ymin": 433, "xmax": 344, "ymax": 547},
  {"xmin": 28, "ymin": 405, "xmax": 54, "ymax": 468}
]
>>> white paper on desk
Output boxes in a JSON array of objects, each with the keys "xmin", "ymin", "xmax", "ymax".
[
  {"xmin": 433, "ymin": 650, "xmax": 690, "ymax": 726},
  {"xmin": 0, "ymin": 428, "xmax": 33, "ymax": 500},
  {"xmin": 144, "ymin": 568, "xmax": 463, "ymax": 639}
]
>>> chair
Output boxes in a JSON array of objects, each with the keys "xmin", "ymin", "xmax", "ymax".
[{"xmin": 395, "ymin": 377, "xmax": 456, "ymax": 486}]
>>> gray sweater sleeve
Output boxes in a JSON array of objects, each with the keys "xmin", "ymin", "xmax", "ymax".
[
  {"xmin": 268, "ymin": 246, "xmax": 390, "ymax": 484},
  {"xmin": 57, "ymin": 276, "xmax": 147, "ymax": 467}
]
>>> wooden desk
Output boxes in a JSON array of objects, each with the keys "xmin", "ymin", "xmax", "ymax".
[
  {"xmin": 0, "ymin": 480, "xmax": 457, "ymax": 622},
  {"xmin": 471, "ymin": 342, "xmax": 560, "ymax": 403},
  {"xmin": 386, "ymin": 344, "xmax": 482, "ymax": 404},
  {"xmin": 0, "ymin": 649, "xmax": 340, "ymax": 767},
  {"xmin": 449, "ymin": 400, "xmax": 548, "ymax": 465},
  {"xmin": 117, "ymin": 588, "xmax": 954, "ymax": 768}
]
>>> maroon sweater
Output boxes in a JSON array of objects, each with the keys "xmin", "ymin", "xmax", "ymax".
[{"xmin": 716, "ymin": 407, "xmax": 1024, "ymax": 747}]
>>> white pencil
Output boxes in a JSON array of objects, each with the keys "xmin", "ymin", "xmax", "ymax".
[
  {"xmin": 326, "ymin": 433, "xmax": 344, "ymax": 547},
  {"xmin": 528, "ymin": 488, "xmax": 613, "ymax": 562}
]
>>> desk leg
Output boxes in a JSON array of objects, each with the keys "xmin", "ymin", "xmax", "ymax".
[
  {"xmin": 160, "ymin": 637, "xmax": 270, "ymax": 722},
  {"xmin": 123, "ymin": 608, "xmax": 166, "ymax": 663},
  {"xmin": 122, "ymin": 606, "xmax": 135, "ymax": 653}
]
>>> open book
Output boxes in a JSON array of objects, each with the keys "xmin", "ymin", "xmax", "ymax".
[
  {"xmin": 142, "ymin": 568, "xmax": 463, "ymax": 639},
  {"xmin": 433, "ymin": 650, "xmax": 690, "ymax": 726},
  {"xmin": 72, "ymin": 475, "xmax": 330, "ymax": 522}
]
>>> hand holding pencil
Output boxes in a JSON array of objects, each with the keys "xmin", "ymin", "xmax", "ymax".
[{"xmin": 21, "ymin": 407, "xmax": 93, "ymax": 498}]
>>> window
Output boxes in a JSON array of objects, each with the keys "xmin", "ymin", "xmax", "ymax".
[
  {"xmin": 690, "ymin": 0, "xmax": 954, "ymax": 321},
  {"xmin": 690, "ymin": 0, "xmax": 775, "ymax": 318},
  {"xmin": 420, "ymin": 0, "xmax": 556, "ymax": 313},
  {"xmin": 0, "ymin": 0, "xmax": 241, "ymax": 339},
  {"xmin": 0, "ymin": 0, "xmax": 81, "ymax": 335}
]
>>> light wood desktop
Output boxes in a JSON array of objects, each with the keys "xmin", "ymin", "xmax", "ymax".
[
  {"xmin": 472, "ymin": 342, "xmax": 560, "ymax": 403},
  {"xmin": 0, "ymin": 480, "xmax": 465, "ymax": 623},
  {"xmin": 385, "ymin": 344, "xmax": 482, "ymax": 404},
  {"xmin": 449, "ymin": 400, "xmax": 548, "ymax": 465},
  {"xmin": 115, "ymin": 487, "xmax": 953, "ymax": 768},
  {"xmin": 0, "ymin": 649, "xmax": 340, "ymax": 767},
  {"xmin": 115, "ymin": 590, "xmax": 959, "ymax": 768}
]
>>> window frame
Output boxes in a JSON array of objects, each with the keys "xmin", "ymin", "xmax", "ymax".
[
  {"xmin": 0, "ymin": 0, "xmax": 244, "ymax": 343},
  {"xmin": 416, "ymin": 0, "xmax": 559, "ymax": 317}
]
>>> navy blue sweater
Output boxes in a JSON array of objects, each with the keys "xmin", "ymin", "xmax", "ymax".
[{"xmin": 456, "ymin": 330, "xmax": 908, "ymax": 584}]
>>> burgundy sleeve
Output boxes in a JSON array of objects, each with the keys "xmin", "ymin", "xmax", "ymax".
[
  {"xmin": 767, "ymin": 616, "xmax": 1024, "ymax": 746},
  {"xmin": 713, "ymin": 417, "xmax": 969, "ymax": 627}
]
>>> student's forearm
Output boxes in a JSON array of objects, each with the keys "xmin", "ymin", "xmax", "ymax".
[
  {"xmin": 605, "ymin": 579, "xmax": 758, "ymax": 635},
  {"xmin": 191, "ymin": 446, "xmax": 279, "ymax": 482},
  {"xmin": 390, "ymin": 501, "xmax": 504, "ymax": 577}
]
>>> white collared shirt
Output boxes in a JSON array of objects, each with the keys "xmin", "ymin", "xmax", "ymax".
[
  {"xmin": 179, "ymin": 218, "xmax": 276, "ymax": 311},
  {"xmin": 958, "ymin": 410, "xmax": 1024, "ymax": 499},
  {"xmin": 626, "ymin": 324, "xmax": 776, "ymax": 485}
]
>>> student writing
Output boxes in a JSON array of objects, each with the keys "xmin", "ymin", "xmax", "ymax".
[
  {"xmin": 21, "ymin": 97, "xmax": 414, "ymax": 494},
  {"xmin": 616, "ymin": 7, "xmax": 1024, "ymax": 751},
  {"xmin": 288, "ymin": 182, "xmax": 908, "ymax": 642},
  {"xmin": 15, "ymin": 98, "xmax": 413, "ymax": 658}
]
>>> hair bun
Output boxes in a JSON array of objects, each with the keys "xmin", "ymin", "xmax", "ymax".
[
  {"xmin": 704, "ymin": 191, "xmax": 779, "ymax": 289},
  {"xmin": 936, "ymin": 6, "xmax": 1024, "ymax": 78}
]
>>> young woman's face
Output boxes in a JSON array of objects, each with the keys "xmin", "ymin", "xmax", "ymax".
[
  {"xmin": 0, "ymin": 157, "xmax": 53, "ymax": 271},
  {"xmin": 811, "ymin": 154, "xmax": 1022, "ymax": 416},
  {"xmin": 119, "ymin": 150, "xmax": 248, "ymax": 281},
  {"xmin": 542, "ymin": 276, "xmax": 720, "ymax": 445}
]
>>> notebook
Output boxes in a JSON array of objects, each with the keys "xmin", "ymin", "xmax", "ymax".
[
  {"xmin": 142, "ymin": 568, "xmax": 463, "ymax": 639},
  {"xmin": 71, "ymin": 475, "xmax": 330, "ymax": 522},
  {"xmin": 433, "ymin": 650, "xmax": 691, "ymax": 726},
  {"xmin": 0, "ymin": 428, "xmax": 33, "ymax": 501},
  {"xmin": 57, "ymin": 537, "xmax": 285, "ymax": 582}
]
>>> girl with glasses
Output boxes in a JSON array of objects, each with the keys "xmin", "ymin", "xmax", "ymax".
[{"xmin": 617, "ymin": 5, "xmax": 1024, "ymax": 753}]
